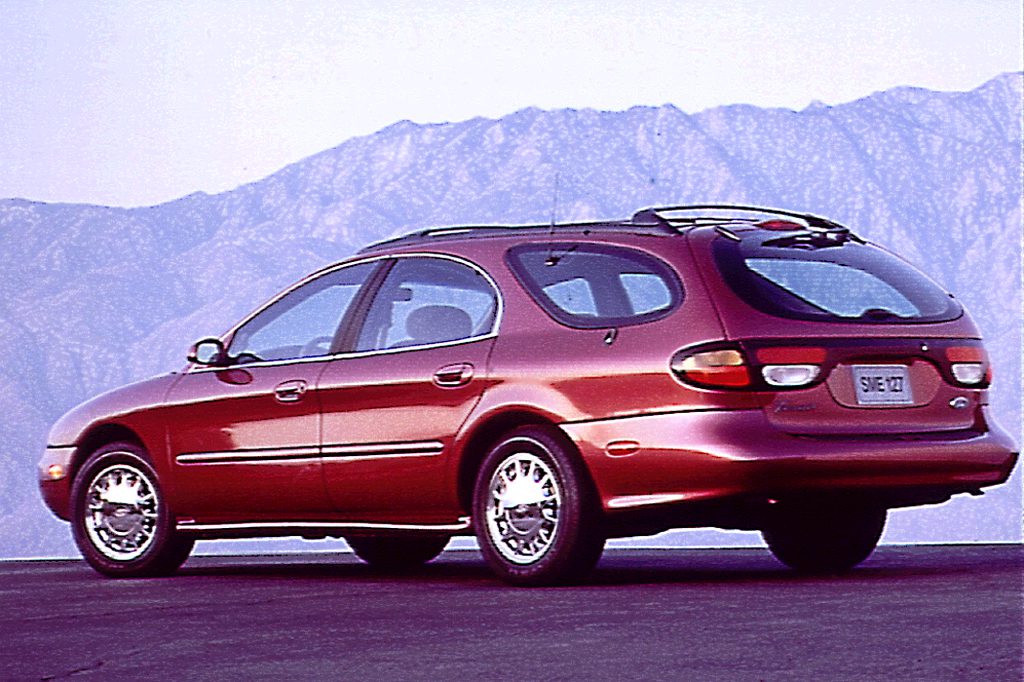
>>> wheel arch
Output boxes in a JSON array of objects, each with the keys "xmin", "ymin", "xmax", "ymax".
[
  {"xmin": 454, "ymin": 409, "xmax": 597, "ymax": 514},
  {"xmin": 71, "ymin": 423, "xmax": 147, "ymax": 479}
]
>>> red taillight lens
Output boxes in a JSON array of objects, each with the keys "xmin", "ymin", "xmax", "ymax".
[
  {"xmin": 755, "ymin": 347, "xmax": 827, "ymax": 364},
  {"xmin": 945, "ymin": 346, "xmax": 983, "ymax": 362},
  {"xmin": 671, "ymin": 349, "xmax": 751, "ymax": 388}
]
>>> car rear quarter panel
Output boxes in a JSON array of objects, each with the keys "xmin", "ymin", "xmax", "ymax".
[
  {"xmin": 465, "ymin": 233, "xmax": 749, "ymax": 418},
  {"xmin": 434, "ymin": 233, "xmax": 768, "ymax": 511}
]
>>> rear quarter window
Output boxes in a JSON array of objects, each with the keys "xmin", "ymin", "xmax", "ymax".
[
  {"xmin": 712, "ymin": 234, "xmax": 962, "ymax": 323},
  {"xmin": 507, "ymin": 243, "xmax": 683, "ymax": 328}
]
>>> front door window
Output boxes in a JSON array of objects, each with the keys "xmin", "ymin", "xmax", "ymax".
[{"xmin": 229, "ymin": 261, "xmax": 377, "ymax": 363}]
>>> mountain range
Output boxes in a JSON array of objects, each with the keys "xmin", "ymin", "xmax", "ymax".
[{"xmin": 1, "ymin": 73, "xmax": 1020, "ymax": 558}]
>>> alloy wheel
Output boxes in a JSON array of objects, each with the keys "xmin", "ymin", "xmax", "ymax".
[
  {"xmin": 485, "ymin": 450, "xmax": 562, "ymax": 565},
  {"xmin": 83, "ymin": 462, "xmax": 160, "ymax": 561}
]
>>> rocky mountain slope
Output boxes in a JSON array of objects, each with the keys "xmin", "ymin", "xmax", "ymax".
[{"xmin": 1, "ymin": 73, "xmax": 1020, "ymax": 557}]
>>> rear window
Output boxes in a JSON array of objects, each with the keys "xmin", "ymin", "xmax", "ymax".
[
  {"xmin": 713, "ymin": 233, "xmax": 961, "ymax": 323},
  {"xmin": 507, "ymin": 243, "xmax": 683, "ymax": 328}
]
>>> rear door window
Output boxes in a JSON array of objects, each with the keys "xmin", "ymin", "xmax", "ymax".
[
  {"xmin": 355, "ymin": 256, "xmax": 499, "ymax": 351},
  {"xmin": 713, "ymin": 233, "xmax": 961, "ymax": 323},
  {"xmin": 507, "ymin": 244, "xmax": 683, "ymax": 328}
]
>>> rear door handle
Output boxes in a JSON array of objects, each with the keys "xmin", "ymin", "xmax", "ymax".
[
  {"xmin": 273, "ymin": 379, "xmax": 308, "ymax": 403},
  {"xmin": 433, "ymin": 363, "xmax": 474, "ymax": 388}
]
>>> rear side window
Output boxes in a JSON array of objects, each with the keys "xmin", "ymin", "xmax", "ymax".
[
  {"xmin": 355, "ymin": 256, "xmax": 499, "ymax": 351},
  {"xmin": 507, "ymin": 244, "xmax": 683, "ymax": 328},
  {"xmin": 713, "ymin": 234, "xmax": 961, "ymax": 323}
]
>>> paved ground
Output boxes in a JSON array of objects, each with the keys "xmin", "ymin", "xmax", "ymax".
[{"xmin": 1, "ymin": 545, "xmax": 1021, "ymax": 681}]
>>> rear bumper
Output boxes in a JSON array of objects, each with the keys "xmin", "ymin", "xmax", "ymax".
[{"xmin": 561, "ymin": 408, "xmax": 1018, "ymax": 515}]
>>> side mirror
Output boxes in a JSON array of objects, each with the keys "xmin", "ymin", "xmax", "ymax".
[{"xmin": 187, "ymin": 338, "xmax": 226, "ymax": 366}]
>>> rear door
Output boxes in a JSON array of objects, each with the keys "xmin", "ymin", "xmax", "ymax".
[{"xmin": 317, "ymin": 254, "xmax": 500, "ymax": 522}]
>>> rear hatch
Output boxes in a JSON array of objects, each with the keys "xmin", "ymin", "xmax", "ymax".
[{"xmin": 691, "ymin": 222, "xmax": 990, "ymax": 435}]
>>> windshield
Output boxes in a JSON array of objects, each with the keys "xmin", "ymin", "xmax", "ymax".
[{"xmin": 712, "ymin": 233, "xmax": 961, "ymax": 323}]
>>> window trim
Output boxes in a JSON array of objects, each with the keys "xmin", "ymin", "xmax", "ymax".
[
  {"xmin": 505, "ymin": 242, "xmax": 684, "ymax": 329},
  {"xmin": 188, "ymin": 252, "xmax": 503, "ymax": 373}
]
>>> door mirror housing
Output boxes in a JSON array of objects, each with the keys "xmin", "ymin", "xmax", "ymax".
[{"xmin": 188, "ymin": 338, "xmax": 226, "ymax": 366}]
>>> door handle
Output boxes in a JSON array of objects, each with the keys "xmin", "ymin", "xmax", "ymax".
[
  {"xmin": 273, "ymin": 379, "xmax": 308, "ymax": 403},
  {"xmin": 433, "ymin": 363, "xmax": 474, "ymax": 388}
]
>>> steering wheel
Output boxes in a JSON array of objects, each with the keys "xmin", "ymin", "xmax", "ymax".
[{"xmin": 301, "ymin": 335, "xmax": 335, "ymax": 357}]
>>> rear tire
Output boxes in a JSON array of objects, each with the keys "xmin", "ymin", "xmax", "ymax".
[
  {"xmin": 71, "ymin": 442, "xmax": 194, "ymax": 577},
  {"xmin": 473, "ymin": 425, "xmax": 605, "ymax": 586},
  {"xmin": 346, "ymin": 535, "xmax": 450, "ymax": 570},
  {"xmin": 762, "ymin": 501, "xmax": 886, "ymax": 573}
]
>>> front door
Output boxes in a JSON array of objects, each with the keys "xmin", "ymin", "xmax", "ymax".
[{"xmin": 165, "ymin": 260, "xmax": 380, "ymax": 520}]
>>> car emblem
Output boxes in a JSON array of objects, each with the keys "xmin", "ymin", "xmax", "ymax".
[
  {"xmin": 949, "ymin": 396, "xmax": 970, "ymax": 410},
  {"xmin": 774, "ymin": 400, "xmax": 815, "ymax": 413}
]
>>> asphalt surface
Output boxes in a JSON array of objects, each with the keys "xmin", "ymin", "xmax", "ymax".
[{"xmin": 1, "ymin": 545, "xmax": 1021, "ymax": 681}]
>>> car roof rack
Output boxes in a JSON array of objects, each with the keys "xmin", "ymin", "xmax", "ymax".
[
  {"xmin": 358, "ymin": 217, "xmax": 677, "ymax": 253},
  {"xmin": 631, "ymin": 204, "xmax": 848, "ymax": 231},
  {"xmin": 632, "ymin": 204, "xmax": 862, "ymax": 245},
  {"xmin": 358, "ymin": 204, "xmax": 858, "ymax": 254}
]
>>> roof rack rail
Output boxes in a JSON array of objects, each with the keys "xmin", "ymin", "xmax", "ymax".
[
  {"xmin": 358, "ymin": 216, "xmax": 677, "ymax": 253},
  {"xmin": 632, "ymin": 204, "xmax": 848, "ymax": 232}
]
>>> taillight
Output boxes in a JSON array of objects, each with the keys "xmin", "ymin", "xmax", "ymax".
[
  {"xmin": 946, "ymin": 346, "xmax": 990, "ymax": 386},
  {"xmin": 755, "ymin": 347, "xmax": 826, "ymax": 388},
  {"xmin": 951, "ymin": 364, "xmax": 986, "ymax": 384},
  {"xmin": 671, "ymin": 348, "xmax": 751, "ymax": 388},
  {"xmin": 761, "ymin": 364, "xmax": 819, "ymax": 387}
]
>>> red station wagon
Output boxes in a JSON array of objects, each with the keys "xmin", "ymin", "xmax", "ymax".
[{"xmin": 38, "ymin": 205, "xmax": 1019, "ymax": 585}]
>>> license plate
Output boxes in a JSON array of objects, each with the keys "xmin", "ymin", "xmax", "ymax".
[{"xmin": 852, "ymin": 365, "xmax": 913, "ymax": 406}]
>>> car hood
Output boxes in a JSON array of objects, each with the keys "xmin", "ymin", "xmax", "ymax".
[{"xmin": 47, "ymin": 373, "xmax": 180, "ymax": 447}]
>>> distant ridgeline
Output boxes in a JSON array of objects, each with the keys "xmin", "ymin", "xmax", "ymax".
[{"xmin": 1, "ymin": 73, "xmax": 1020, "ymax": 557}]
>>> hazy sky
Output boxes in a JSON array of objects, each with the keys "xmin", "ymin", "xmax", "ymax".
[{"xmin": 2, "ymin": 0, "xmax": 1021, "ymax": 207}]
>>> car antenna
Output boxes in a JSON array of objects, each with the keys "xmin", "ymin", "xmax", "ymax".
[{"xmin": 545, "ymin": 171, "xmax": 561, "ymax": 266}]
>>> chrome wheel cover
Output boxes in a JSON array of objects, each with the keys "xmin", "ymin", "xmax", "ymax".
[
  {"xmin": 485, "ymin": 448, "xmax": 561, "ymax": 565},
  {"xmin": 84, "ymin": 462, "xmax": 159, "ymax": 561}
]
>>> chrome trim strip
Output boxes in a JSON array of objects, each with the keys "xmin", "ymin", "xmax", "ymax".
[
  {"xmin": 187, "ymin": 252, "xmax": 504, "ymax": 374},
  {"xmin": 188, "ymin": 333, "xmax": 499, "ymax": 372},
  {"xmin": 177, "ymin": 441, "xmax": 445, "ymax": 465},
  {"xmin": 607, "ymin": 493, "xmax": 689, "ymax": 509},
  {"xmin": 321, "ymin": 453, "xmax": 443, "ymax": 463},
  {"xmin": 176, "ymin": 517, "xmax": 472, "ymax": 533},
  {"xmin": 176, "ymin": 446, "xmax": 320, "ymax": 464},
  {"xmin": 321, "ymin": 441, "xmax": 443, "ymax": 457},
  {"xmin": 177, "ymin": 456, "xmax": 320, "ymax": 466}
]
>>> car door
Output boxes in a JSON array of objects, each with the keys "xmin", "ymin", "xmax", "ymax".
[
  {"xmin": 318, "ymin": 254, "xmax": 501, "ymax": 522},
  {"xmin": 164, "ymin": 260, "xmax": 380, "ymax": 520}
]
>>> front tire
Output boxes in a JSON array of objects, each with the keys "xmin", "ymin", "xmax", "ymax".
[
  {"xmin": 473, "ymin": 426, "xmax": 605, "ymax": 586},
  {"xmin": 345, "ymin": 535, "xmax": 450, "ymax": 570},
  {"xmin": 71, "ymin": 442, "xmax": 193, "ymax": 577},
  {"xmin": 762, "ymin": 501, "xmax": 886, "ymax": 573}
]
